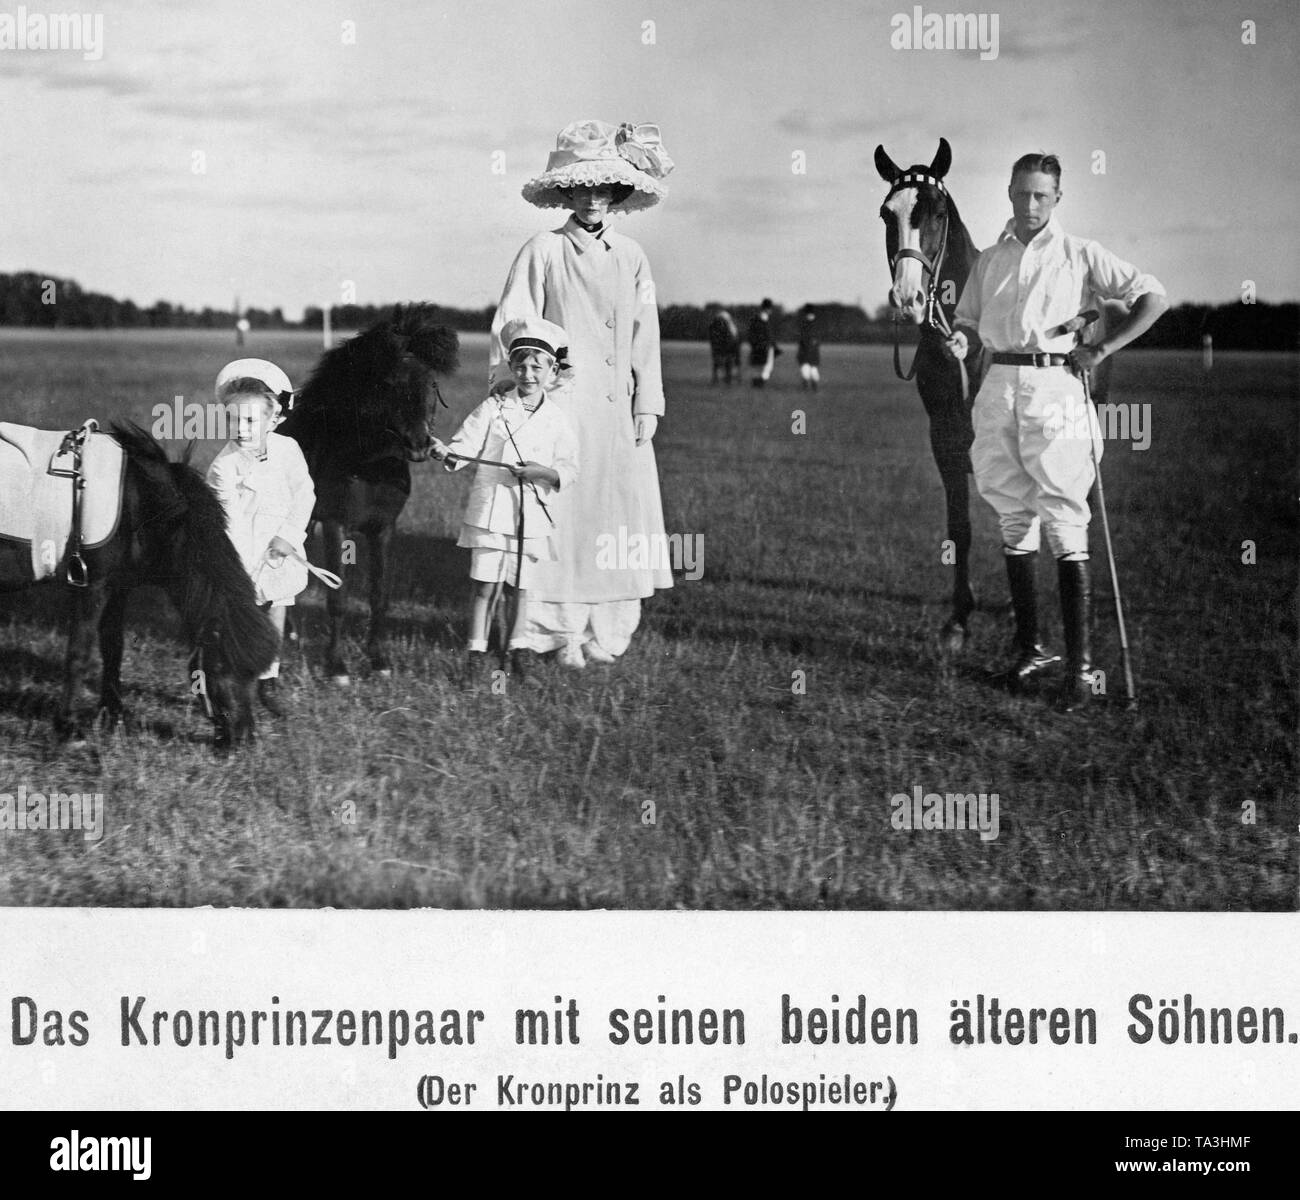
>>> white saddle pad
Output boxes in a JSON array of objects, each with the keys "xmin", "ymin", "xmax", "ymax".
[{"xmin": 0, "ymin": 422, "xmax": 126, "ymax": 581}]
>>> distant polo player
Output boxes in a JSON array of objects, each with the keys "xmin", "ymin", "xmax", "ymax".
[
  {"xmin": 797, "ymin": 304, "xmax": 821, "ymax": 392},
  {"xmin": 708, "ymin": 306, "xmax": 742, "ymax": 385},
  {"xmin": 945, "ymin": 152, "xmax": 1167, "ymax": 709},
  {"xmin": 748, "ymin": 298, "xmax": 781, "ymax": 388}
]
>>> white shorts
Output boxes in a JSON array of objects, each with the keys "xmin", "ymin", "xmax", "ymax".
[{"xmin": 469, "ymin": 545, "xmax": 544, "ymax": 589}]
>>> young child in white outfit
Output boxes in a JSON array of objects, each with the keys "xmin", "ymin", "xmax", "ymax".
[
  {"xmin": 206, "ymin": 358, "xmax": 316, "ymax": 716},
  {"xmin": 433, "ymin": 317, "xmax": 579, "ymax": 680}
]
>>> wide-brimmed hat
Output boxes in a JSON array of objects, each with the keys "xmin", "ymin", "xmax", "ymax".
[{"xmin": 522, "ymin": 119, "xmax": 674, "ymax": 213}]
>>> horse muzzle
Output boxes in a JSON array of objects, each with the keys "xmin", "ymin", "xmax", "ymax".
[
  {"xmin": 385, "ymin": 424, "xmax": 433, "ymax": 462},
  {"xmin": 891, "ymin": 292, "xmax": 928, "ymax": 325}
]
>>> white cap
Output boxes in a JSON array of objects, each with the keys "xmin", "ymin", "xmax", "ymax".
[
  {"xmin": 500, "ymin": 316, "xmax": 570, "ymax": 363},
  {"xmin": 214, "ymin": 358, "xmax": 293, "ymax": 403}
]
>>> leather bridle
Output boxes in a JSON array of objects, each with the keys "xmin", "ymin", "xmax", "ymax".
[
  {"xmin": 883, "ymin": 171, "xmax": 967, "ymax": 402},
  {"xmin": 884, "ymin": 171, "xmax": 954, "ymax": 376}
]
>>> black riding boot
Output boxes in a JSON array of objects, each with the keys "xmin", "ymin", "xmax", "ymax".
[
  {"xmin": 462, "ymin": 650, "xmax": 492, "ymax": 687},
  {"xmin": 1005, "ymin": 552, "xmax": 1059, "ymax": 690},
  {"xmin": 1057, "ymin": 557, "xmax": 1093, "ymax": 711}
]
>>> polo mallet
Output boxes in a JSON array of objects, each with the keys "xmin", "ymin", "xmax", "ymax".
[{"xmin": 1051, "ymin": 309, "xmax": 1138, "ymax": 708}]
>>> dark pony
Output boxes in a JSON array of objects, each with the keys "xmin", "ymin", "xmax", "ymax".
[
  {"xmin": 277, "ymin": 304, "xmax": 459, "ymax": 683},
  {"xmin": 0, "ymin": 422, "xmax": 279, "ymax": 747},
  {"xmin": 875, "ymin": 139, "xmax": 1115, "ymax": 651}
]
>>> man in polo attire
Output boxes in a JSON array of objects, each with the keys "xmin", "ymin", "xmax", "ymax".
[
  {"xmin": 748, "ymin": 298, "xmax": 781, "ymax": 387},
  {"xmin": 946, "ymin": 152, "xmax": 1167, "ymax": 708}
]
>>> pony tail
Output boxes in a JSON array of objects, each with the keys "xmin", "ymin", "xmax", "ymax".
[
  {"xmin": 218, "ymin": 589, "xmax": 280, "ymax": 677},
  {"xmin": 171, "ymin": 490, "xmax": 279, "ymax": 678}
]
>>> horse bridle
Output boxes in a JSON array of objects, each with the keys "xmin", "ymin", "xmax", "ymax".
[
  {"xmin": 375, "ymin": 377, "xmax": 448, "ymax": 463},
  {"xmin": 884, "ymin": 171, "xmax": 956, "ymax": 381}
]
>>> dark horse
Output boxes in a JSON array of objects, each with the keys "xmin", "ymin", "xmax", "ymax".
[
  {"xmin": 277, "ymin": 305, "xmax": 459, "ymax": 684},
  {"xmin": 875, "ymin": 138, "xmax": 983, "ymax": 650},
  {"xmin": 0, "ymin": 423, "xmax": 280, "ymax": 747},
  {"xmin": 874, "ymin": 138, "xmax": 1116, "ymax": 651}
]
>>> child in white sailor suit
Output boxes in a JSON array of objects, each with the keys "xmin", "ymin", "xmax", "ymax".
[
  {"xmin": 206, "ymin": 358, "xmax": 315, "ymax": 716},
  {"xmin": 432, "ymin": 316, "xmax": 579, "ymax": 679}
]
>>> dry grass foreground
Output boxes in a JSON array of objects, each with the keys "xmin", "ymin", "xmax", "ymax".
[{"xmin": 0, "ymin": 331, "xmax": 1294, "ymax": 908}]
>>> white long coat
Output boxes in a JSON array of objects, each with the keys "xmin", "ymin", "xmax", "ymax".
[{"xmin": 490, "ymin": 217, "xmax": 673, "ymax": 604}]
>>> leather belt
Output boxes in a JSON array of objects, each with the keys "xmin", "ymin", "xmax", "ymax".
[{"xmin": 991, "ymin": 352, "xmax": 1071, "ymax": 367}]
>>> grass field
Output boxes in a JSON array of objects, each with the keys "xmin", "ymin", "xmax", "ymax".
[{"xmin": 0, "ymin": 329, "xmax": 1295, "ymax": 909}]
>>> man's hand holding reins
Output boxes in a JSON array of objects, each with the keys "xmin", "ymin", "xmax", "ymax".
[{"xmin": 943, "ymin": 330, "xmax": 970, "ymax": 361}]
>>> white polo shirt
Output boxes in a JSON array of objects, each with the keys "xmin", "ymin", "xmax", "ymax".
[{"xmin": 954, "ymin": 215, "xmax": 1166, "ymax": 354}]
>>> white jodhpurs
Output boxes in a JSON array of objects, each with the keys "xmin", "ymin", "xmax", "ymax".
[{"xmin": 971, "ymin": 364, "xmax": 1104, "ymax": 559}]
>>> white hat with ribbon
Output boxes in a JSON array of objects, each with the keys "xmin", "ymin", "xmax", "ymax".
[
  {"xmin": 522, "ymin": 119, "xmax": 674, "ymax": 213},
  {"xmin": 214, "ymin": 358, "xmax": 294, "ymax": 404},
  {"xmin": 500, "ymin": 315, "xmax": 572, "ymax": 371}
]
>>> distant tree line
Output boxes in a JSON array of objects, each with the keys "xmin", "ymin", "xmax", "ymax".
[
  {"xmin": 0, "ymin": 271, "xmax": 292, "ymax": 330},
  {"xmin": 671, "ymin": 300, "xmax": 1299, "ymax": 351},
  {"xmin": 299, "ymin": 303, "xmax": 494, "ymax": 332},
  {"xmin": 660, "ymin": 301, "xmax": 890, "ymax": 343},
  {"xmin": 1131, "ymin": 302, "xmax": 1298, "ymax": 352},
  {"xmin": 0, "ymin": 273, "xmax": 493, "ymax": 334},
  {"xmin": 1, "ymin": 272, "xmax": 1294, "ymax": 350}
]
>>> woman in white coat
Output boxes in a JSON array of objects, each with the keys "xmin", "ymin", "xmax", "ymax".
[{"xmin": 490, "ymin": 119, "xmax": 675, "ymax": 668}]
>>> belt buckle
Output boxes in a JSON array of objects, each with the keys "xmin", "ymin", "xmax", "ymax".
[{"xmin": 1032, "ymin": 352, "xmax": 1051, "ymax": 368}]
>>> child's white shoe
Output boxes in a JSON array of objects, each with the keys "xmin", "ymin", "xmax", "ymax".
[
  {"xmin": 558, "ymin": 641, "xmax": 585, "ymax": 669},
  {"xmin": 583, "ymin": 642, "xmax": 617, "ymax": 664}
]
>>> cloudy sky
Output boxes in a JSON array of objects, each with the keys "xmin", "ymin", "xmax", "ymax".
[{"xmin": 2, "ymin": 0, "xmax": 1296, "ymax": 316}]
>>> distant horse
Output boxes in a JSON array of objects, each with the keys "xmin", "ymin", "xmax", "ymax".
[
  {"xmin": 875, "ymin": 139, "xmax": 1114, "ymax": 651},
  {"xmin": 708, "ymin": 310, "xmax": 742, "ymax": 385},
  {"xmin": 277, "ymin": 305, "xmax": 459, "ymax": 684},
  {"xmin": 0, "ymin": 422, "xmax": 280, "ymax": 748}
]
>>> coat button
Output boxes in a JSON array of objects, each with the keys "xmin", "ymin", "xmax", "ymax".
[
  {"xmin": 605, "ymin": 356, "xmax": 615, "ymax": 365},
  {"xmin": 606, "ymin": 394, "xmax": 613, "ymax": 402},
  {"xmin": 605, "ymin": 319, "xmax": 614, "ymax": 328}
]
